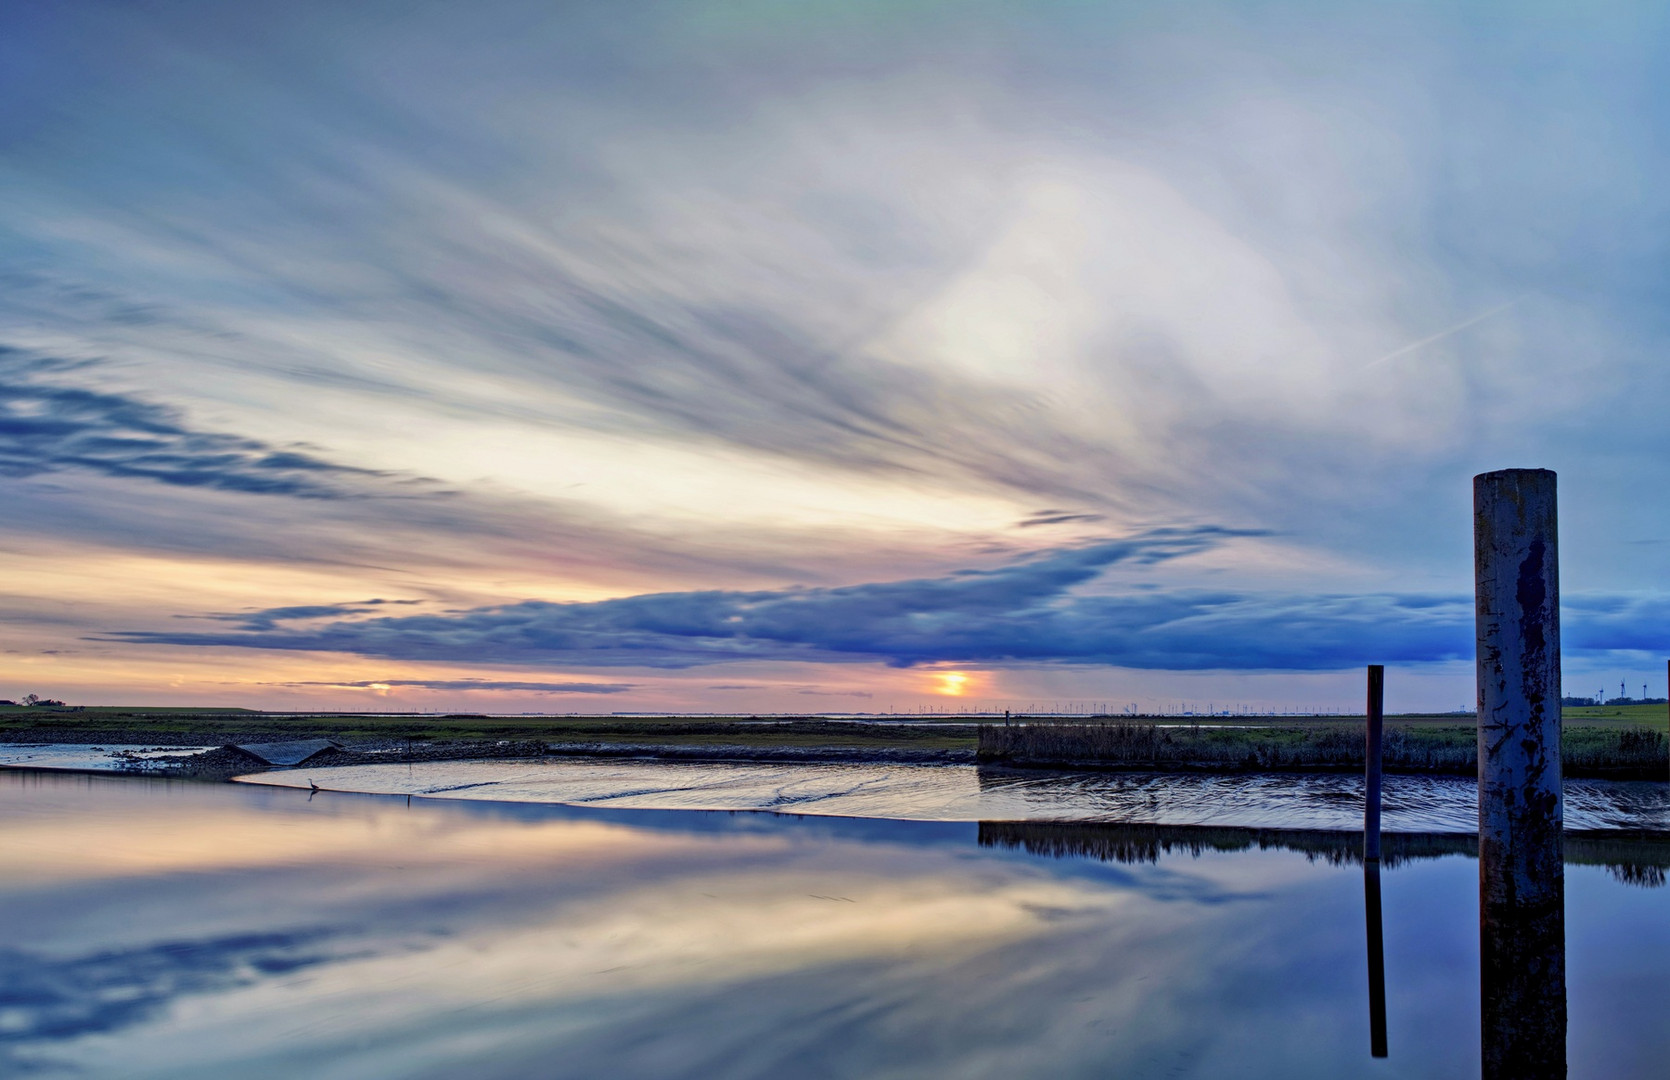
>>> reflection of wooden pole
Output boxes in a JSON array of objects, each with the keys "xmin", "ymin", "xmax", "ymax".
[
  {"xmin": 1365, "ymin": 665, "xmax": 1383, "ymax": 862},
  {"xmin": 1364, "ymin": 861, "xmax": 1388, "ymax": 1058},
  {"xmin": 1474, "ymin": 469, "xmax": 1565, "ymax": 1079}
]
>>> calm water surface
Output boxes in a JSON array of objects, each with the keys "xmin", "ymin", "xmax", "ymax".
[{"xmin": 2, "ymin": 769, "xmax": 1667, "ymax": 1078}]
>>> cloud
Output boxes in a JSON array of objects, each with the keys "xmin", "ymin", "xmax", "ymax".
[
  {"xmin": 1562, "ymin": 595, "xmax": 1670, "ymax": 657},
  {"xmin": 216, "ymin": 599, "xmax": 424, "ymax": 631},
  {"xmin": 1018, "ymin": 510, "xmax": 1107, "ymax": 529},
  {"xmin": 107, "ymin": 529, "xmax": 1247, "ymax": 666},
  {"xmin": 5, "ymin": 1, "xmax": 1670, "ymax": 706},
  {"xmin": 0, "ymin": 349, "xmax": 410, "ymax": 499},
  {"xmin": 0, "ymin": 351, "xmax": 957, "ymax": 596},
  {"xmin": 114, "ymin": 528, "xmax": 1670, "ymax": 675},
  {"xmin": 284, "ymin": 678, "xmax": 634, "ymax": 694},
  {"xmin": 704, "ymin": 683, "xmax": 871, "ymax": 697},
  {"xmin": 98, "ymin": 528, "xmax": 1479, "ymax": 673}
]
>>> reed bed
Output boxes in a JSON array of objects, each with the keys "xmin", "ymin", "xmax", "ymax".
[
  {"xmin": 977, "ymin": 821, "xmax": 1477, "ymax": 869},
  {"xmin": 977, "ymin": 821, "xmax": 1670, "ymax": 886},
  {"xmin": 977, "ymin": 720, "xmax": 1667, "ymax": 778}
]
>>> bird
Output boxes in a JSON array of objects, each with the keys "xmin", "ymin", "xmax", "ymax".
[{"xmin": 309, "ymin": 778, "xmax": 320, "ymax": 792}]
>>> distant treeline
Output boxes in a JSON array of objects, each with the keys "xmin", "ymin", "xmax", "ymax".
[{"xmin": 977, "ymin": 720, "xmax": 1668, "ymax": 778}]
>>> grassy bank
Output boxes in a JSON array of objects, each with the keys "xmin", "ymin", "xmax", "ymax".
[
  {"xmin": 6, "ymin": 706, "xmax": 1668, "ymax": 776},
  {"xmin": 0, "ymin": 709, "xmax": 974, "ymax": 755},
  {"xmin": 978, "ymin": 720, "xmax": 1668, "ymax": 778}
]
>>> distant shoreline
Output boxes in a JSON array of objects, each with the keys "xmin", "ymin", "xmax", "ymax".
[{"xmin": 3, "ymin": 706, "xmax": 1665, "ymax": 780}]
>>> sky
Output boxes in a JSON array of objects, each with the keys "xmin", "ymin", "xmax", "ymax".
[{"xmin": 3, "ymin": 0, "xmax": 1670, "ymax": 714}]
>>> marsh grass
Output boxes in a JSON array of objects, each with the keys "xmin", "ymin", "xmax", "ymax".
[
  {"xmin": 0, "ymin": 712, "xmax": 976, "ymax": 752},
  {"xmin": 978, "ymin": 821, "xmax": 1670, "ymax": 886},
  {"xmin": 978, "ymin": 720, "xmax": 1667, "ymax": 777}
]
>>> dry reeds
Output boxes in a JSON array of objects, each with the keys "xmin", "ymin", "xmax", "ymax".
[
  {"xmin": 977, "ymin": 720, "xmax": 1667, "ymax": 777},
  {"xmin": 977, "ymin": 821, "xmax": 1670, "ymax": 886}
]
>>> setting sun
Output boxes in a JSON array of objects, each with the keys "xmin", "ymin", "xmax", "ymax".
[{"xmin": 935, "ymin": 672, "xmax": 970, "ymax": 696}]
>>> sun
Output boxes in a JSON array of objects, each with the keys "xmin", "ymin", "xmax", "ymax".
[{"xmin": 935, "ymin": 671, "xmax": 970, "ymax": 696}]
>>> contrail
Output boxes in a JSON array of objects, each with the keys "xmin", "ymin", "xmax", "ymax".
[{"xmin": 1362, "ymin": 296, "xmax": 1524, "ymax": 370}]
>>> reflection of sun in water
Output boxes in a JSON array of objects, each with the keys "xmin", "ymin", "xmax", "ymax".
[{"xmin": 936, "ymin": 672, "xmax": 969, "ymax": 696}]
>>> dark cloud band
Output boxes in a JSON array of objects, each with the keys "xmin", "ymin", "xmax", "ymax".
[{"xmin": 96, "ymin": 527, "xmax": 1476, "ymax": 672}]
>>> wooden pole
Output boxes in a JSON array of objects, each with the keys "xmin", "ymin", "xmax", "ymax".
[
  {"xmin": 1474, "ymin": 468, "xmax": 1565, "ymax": 1079},
  {"xmin": 1364, "ymin": 860, "xmax": 1388, "ymax": 1058},
  {"xmin": 1365, "ymin": 664, "xmax": 1384, "ymax": 862},
  {"xmin": 1363, "ymin": 663, "xmax": 1388, "ymax": 1057}
]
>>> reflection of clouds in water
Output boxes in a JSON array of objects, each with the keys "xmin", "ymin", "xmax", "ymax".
[
  {"xmin": 0, "ymin": 931, "xmax": 342, "ymax": 1064},
  {"xmin": 9, "ymin": 771, "xmax": 1665, "ymax": 1078},
  {"xmin": 2, "ymin": 786, "xmax": 766, "ymax": 886},
  {"xmin": 0, "ymin": 772, "xmax": 1308, "ymax": 1078},
  {"xmin": 44, "ymin": 866, "xmax": 1266, "ymax": 1079}
]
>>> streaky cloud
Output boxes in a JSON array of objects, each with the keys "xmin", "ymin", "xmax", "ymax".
[
  {"xmin": 0, "ymin": 349, "xmax": 416, "ymax": 500},
  {"xmin": 218, "ymin": 599, "xmax": 425, "ymax": 631},
  {"xmin": 0, "ymin": 354, "xmax": 923, "ymax": 591},
  {"xmin": 282, "ymin": 678, "xmax": 634, "ymax": 694}
]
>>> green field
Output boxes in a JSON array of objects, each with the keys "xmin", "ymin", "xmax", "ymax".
[{"xmin": 1560, "ymin": 703, "xmax": 1670, "ymax": 726}]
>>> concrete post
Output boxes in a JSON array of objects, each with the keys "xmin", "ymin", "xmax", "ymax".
[
  {"xmin": 1475, "ymin": 468, "xmax": 1563, "ymax": 906},
  {"xmin": 1365, "ymin": 665, "xmax": 1383, "ymax": 862},
  {"xmin": 1474, "ymin": 468, "xmax": 1565, "ymax": 1078}
]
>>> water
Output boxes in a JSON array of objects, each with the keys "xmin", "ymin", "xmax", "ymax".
[
  {"xmin": 2, "ymin": 769, "xmax": 1667, "ymax": 1078},
  {"xmin": 241, "ymin": 758, "xmax": 1670, "ymax": 831},
  {"xmin": 0, "ymin": 745, "xmax": 216, "ymax": 771}
]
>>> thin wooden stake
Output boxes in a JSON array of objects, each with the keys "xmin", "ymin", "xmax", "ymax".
[{"xmin": 1365, "ymin": 664, "xmax": 1383, "ymax": 862}]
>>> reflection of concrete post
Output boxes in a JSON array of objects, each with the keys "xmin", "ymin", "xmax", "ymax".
[
  {"xmin": 1474, "ymin": 469, "xmax": 1565, "ymax": 1079},
  {"xmin": 1365, "ymin": 665, "xmax": 1383, "ymax": 862},
  {"xmin": 1481, "ymin": 900, "xmax": 1565, "ymax": 1079}
]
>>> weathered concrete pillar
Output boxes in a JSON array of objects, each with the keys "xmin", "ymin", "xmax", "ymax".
[
  {"xmin": 1474, "ymin": 468, "xmax": 1565, "ymax": 1078},
  {"xmin": 1475, "ymin": 468, "xmax": 1563, "ymax": 903}
]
